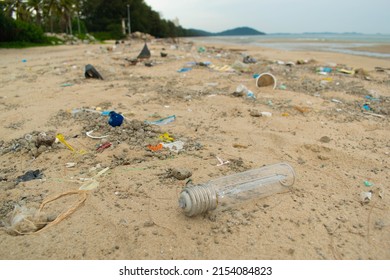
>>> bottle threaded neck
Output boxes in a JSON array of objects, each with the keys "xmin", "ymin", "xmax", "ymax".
[{"xmin": 179, "ymin": 184, "xmax": 217, "ymax": 216}]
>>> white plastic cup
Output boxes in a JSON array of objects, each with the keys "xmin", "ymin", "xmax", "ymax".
[{"xmin": 256, "ymin": 73, "xmax": 277, "ymax": 89}]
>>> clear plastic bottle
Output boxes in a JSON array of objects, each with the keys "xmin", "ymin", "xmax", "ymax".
[{"xmin": 178, "ymin": 162, "xmax": 295, "ymax": 216}]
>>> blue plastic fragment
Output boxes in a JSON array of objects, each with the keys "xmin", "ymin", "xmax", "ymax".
[
  {"xmin": 145, "ymin": 115, "xmax": 176, "ymax": 126},
  {"xmin": 108, "ymin": 111, "xmax": 124, "ymax": 127},
  {"xmin": 177, "ymin": 68, "xmax": 192, "ymax": 73}
]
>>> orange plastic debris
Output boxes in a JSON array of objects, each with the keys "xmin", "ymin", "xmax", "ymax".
[{"xmin": 148, "ymin": 143, "xmax": 163, "ymax": 152}]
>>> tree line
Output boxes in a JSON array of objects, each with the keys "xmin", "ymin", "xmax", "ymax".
[{"xmin": 0, "ymin": 0, "xmax": 199, "ymax": 42}]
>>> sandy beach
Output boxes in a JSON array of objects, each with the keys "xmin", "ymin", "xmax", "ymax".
[{"xmin": 0, "ymin": 38, "xmax": 389, "ymax": 260}]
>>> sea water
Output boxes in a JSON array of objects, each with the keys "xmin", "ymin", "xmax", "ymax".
[{"xmin": 191, "ymin": 33, "xmax": 390, "ymax": 58}]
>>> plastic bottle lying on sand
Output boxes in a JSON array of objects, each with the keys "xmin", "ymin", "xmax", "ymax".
[{"xmin": 178, "ymin": 162, "xmax": 296, "ymax": 216}]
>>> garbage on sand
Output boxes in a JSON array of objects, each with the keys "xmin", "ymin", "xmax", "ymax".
[
  {"xmin": 148, "ymin": 143, "xmax": 163, "ymax": 152},
  {"xmin": 56, "ymin": 133, "xmax": 75, "ymax": 152},
  {"xmin": 208, "ymin": 64, "xmax": 235, "ymax": 72},
  {"xmin": 79, "ymin": 167, "xmax": 110, "ymax": 191},
  {"xmin": 243, "ymin": 55, "xmax": 257, "ymax": 64},
  {"xmin": 86, "ymin": 130, "xmax": 109, "ymax": 139},
  {"xmin": 85, "ymin": 64, "xmax": 104, "ymax": 80},
  {"xmin": 256, "ymin": 73, "xmax": 277, "ymax": 89},
  {"xmin": 362, "ymin": 104, "xmax": 371, "ymax": 111},
  {"xmin": 137, "ymin": 43, "xmax": 151, "ymax": 59},
  {"xmin": 231, "ymin": 60, "xmax": 251, "ymax": 73},
  {"xmin": 145, "ymin": 115, "xmax": 176, "ymax": 126},
  {"xmin": 316, "ymin": 67, "xmax": 333, "ymax": 74},
  {"xmin": 162, "ymin": 141, "xmax": 184, "ymax": 153},
  {"xmin": 3, "ymin": 190, "xmax": 87, "ymax": 235},
  {"xmin": 108, "ymin": 111, "xmax": 124, "ymax": 127},
  {"xmin": 96, "ymin": 142, "xmax": 112, "ymax": 153},
  {"xmin": 364, "ymin": 180, "xmax": 373, "ymax": 187},
  {"xmin": 198, "ymin": 46, "xmax": 206, "ymax": 53},
  {"xmin": 178, "ymin": 162, "xmax": 295, "ymax": 217},
  {"xmin": 177, "ymin": 67, "xmax": 192, "ymax": 73},
  {"xmin": 16, "ymin": 170, "xmax": 43, "ymax": 184},
  {"xmin": 360, "ymin": 191, "xmax": 372, "ymax": 204},
  {"xmin": 159, "ymin": 132, "xmax": 174, "ymax": 142},
  {"xmin": 233, "ymin": 84, "xmax": 255, "ymax": 99}
]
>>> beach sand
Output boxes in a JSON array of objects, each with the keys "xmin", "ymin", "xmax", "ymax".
[{"xmin": 0, "ymin": 39, "xmax": 389, "ymax": 260}]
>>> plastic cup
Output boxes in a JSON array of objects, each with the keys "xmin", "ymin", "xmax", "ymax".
[{"xmin": 256, "ymin": 73, "xmax": 277, "ymax": 89}]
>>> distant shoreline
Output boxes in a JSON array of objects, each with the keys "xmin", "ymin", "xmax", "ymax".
[{"xmin": 188, "ymin": 34, "xmax": 390, "ymax": 58}]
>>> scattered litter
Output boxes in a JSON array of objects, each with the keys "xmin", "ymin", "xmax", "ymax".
[
  {"xmin": 365, "ymin": 95, "xmax": 380, "ymax": 102},
  {"xmin": 79, "ymin": 180, "xmax": 99, "ymax": 191},
  {"xmin": 22, "ymin": 59, "xmax": 27, "ymax": 63},
  {"xmin": 95, "ymin": 167, "xmax": 110, "ymax": 178},
  {"xmin": 231, "ymin": 60, "xmax": 251, "ymax": 72},
  {"xmin": 243, "ymin": 55, "xmax": 257, "ymax": 64},
  {"xmin": 56, "ymin": 133, "xmax": 75, "ymax": 152},
  {"xmin": 162, "ymin": 141, "xmax": 184, "ymax": 153},
  {"xmin": 279, "ymin": 84, "xmax": 287, "ymax": 90},
  {"xmin": 16, "ymin": 170, "xmax": 43, "ymax": 184},
  {"xmin": 331, "ymin": 99, "xmax": 343, "ymax": 104},
  {"xmin": 86, "ymin": 130, "xmax": 109, "ymax": 139},
  {"xmin": 4, "ymin": 190, "xmax": 87, "ymax": 235},
  {"xmin": 148, "ymin": 143, "xmax": 163, "ymax": 152},
  {"xmin": 260, "ymin": 112, "xmax": 272, "ymax": 117},
  {"xmin": 198, "ymin": 46, "xmax": 206, "ymax": 53},
  {"xmin": 205, "ymin": 82, "xmax": 218, "ymax": 87},
  {"xmin": 159, "ymin": 132, "xmax": 174, "ymax": 142},
  {"xmin": 108, "ymin": 111, "xmax": 124, "ymax": 127},
  {"xmin": 364, "ymin": 180, "xmax": 373, "ymax": 187},
  {"xmin": 160, "ymin": 52, "xmax": 168, "ymax": 57},
  {"xmin": 85, "ymin": 64, "xmax": 104, "ymax": 80},
  {"xmin": 145, "ymin": 115, "xmax": 176, "ymax": 126},
  {"xmin": 233, "ymin": 84, "xmax": 255, "ymax": 99},
  {"xmin": 96, "ymin": 142, "xmax": 112, "ymax": 153},
  {"xmin": 208, "ymin": 64, "xmax": 235, "ymax": 72},
  {"xmin": 360, "ymin": 191, "xmax": 372, "ymax": 204},
  {"xmin": 253, "ymin": 74, "xmax": 260, "ymax": 79},
  {"xmin": 363, "ymin": 112, "xmax": 385, "ymax": 118},
  {"xmin": 177, "ymin": 67, "xmax": 192, "ymax": 73},
  {"xmin": 60, "ymin": 83, "xmax": 74, "ymax": 87},
  {"xmin": 362, "ymin": 104, "xmax": 371, "ymax": 111},
  {"xmin": 197, "ymin": 61, "xmax": 211, "ymax": 67},
  {"xmin": 137, "ymin": 43, "xmax": 151, "ymax": 59},
  {"xmin": 337, "ymin": 69, "xmax": 354, "ymax": 75},
  {"xmin": 256, "ymin": 73, "xmax": 277, "ymax": 89},
  {"xmin": 316, "ymin": 67, "xmax": 333, "ymax": 73},
  {"xmin": 71, "ymin": 108, "xmax": 100, "ymax": 116},
  {"xmin": 65, "ymin": 162, "xmax": 77, "ymax": 168}
]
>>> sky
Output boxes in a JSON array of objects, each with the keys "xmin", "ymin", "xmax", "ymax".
[{"xmin": 144, "ymin": 0, "xmax": 390, "ymax": 34}]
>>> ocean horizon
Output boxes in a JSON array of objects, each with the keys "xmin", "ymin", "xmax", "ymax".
[{"xmin": 190, "ymin": 33, "xmax": 390, "ymax": 58}]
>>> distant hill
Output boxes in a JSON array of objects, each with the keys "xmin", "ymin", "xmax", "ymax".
[
  {"xmin": 217, "ymin": 27, "xmax": 265, "ymax": 36},
  {"xmin": 187, "ymin": 26, "xmax": 265, "ymax": 37}
]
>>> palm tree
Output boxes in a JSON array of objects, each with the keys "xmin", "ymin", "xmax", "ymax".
[
  {"xmin": 42, "ymin": 0, "xmax": 74, "ymax": 33},
  {"xmin": 27, "ymin": 0, "xmax": 43, "ymax": 26},
  {"xmin": 3, "ymin": 0, "xmax": 31, "ymax": 21}
]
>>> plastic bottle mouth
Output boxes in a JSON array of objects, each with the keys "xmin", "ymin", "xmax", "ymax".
[{"xmin": 179, "ymin": 184, "xmax": 217, "ymax": 217}]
